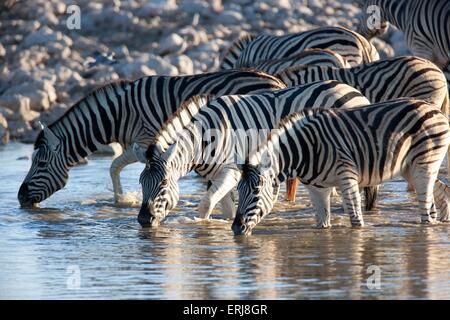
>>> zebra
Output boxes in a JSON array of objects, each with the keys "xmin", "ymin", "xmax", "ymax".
[
  {"xmin": 276, "ymin": 55, "xmax": 450, "ymax": 208},
  {"xmin": 357, "ymin": 0, "xmax": 450, "ymax": 86},
  {"xmin": 133, "ymin": 80, "xmax": 371, "ymax": 227},
  {"xmin": 219, "ymin": 26, "xmax": 380, "ymax": 70},
  {"xmin": 250, "ymin": 48, "xmax": 351, "ymax": 75},
  {"xmin": 17, "ymin": 70, "xmax": 286, "ymax": 208},
  {"xmin": 232, "ymin": 100, "xmax": 450, "ymax": 236}
]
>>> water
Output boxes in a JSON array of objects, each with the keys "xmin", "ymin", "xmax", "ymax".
[{"xmin": 0, "ymin": 142, "xmax": 449, "ymax": 299}]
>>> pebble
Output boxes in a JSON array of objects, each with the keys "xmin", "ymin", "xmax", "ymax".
[
  {"xmin": 159, "ymin": 33, "xmax": 187, "ymax": 56},
  {"xmin": 0, "ymin": 113, "xmax": 8, "ymax": 145}
]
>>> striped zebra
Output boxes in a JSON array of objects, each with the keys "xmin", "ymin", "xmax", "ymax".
[
  {"xmin": 133, "ymin": 81, "xmax": 371, "ymax": 227},
  {"xmin": 232, "ymin": 100, "xmax": 450, "ymax": 235},
  {"xmin": 251, "ymin": 48, "xmax": 351, "ymax": 75},
  {"xmin": 17, "ymin": 70, "xmax": 285, "ymax": 208},
  {"xmin": 276, "ymin": 55, "xmax": 450, "ymax": 208},
  {"xmin": 357, "ymin": 0, "xmax": 450, "ymax": 86},
  {"xmin": 219, "ymin": 26, "xmax": 380, "ymax": 70}
]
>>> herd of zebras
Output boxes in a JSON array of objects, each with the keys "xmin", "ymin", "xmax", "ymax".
[{"xmin": 17, "ymin": 0, "xmax": 450, "ymax": 235}]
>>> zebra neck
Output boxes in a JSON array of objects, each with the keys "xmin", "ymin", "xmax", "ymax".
[{"xmin": 49, "ymin": 87, "xmax": 128, "ymax": 165}]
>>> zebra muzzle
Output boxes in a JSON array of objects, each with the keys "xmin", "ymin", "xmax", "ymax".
[
  {"xmin": 138, "ymin": 204, "xmax": 161, "ymax": 228},
  {"xmin": 18, "ymin": 183, "xmax": 39, "ymax": 208},
  {"xmin": 231, "ymin": 218, "xmax": 253, "ymax": 236}
]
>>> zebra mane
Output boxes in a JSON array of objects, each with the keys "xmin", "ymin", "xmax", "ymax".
[
  {"xmin": 274, "ymin": 62, "xmax": 331, "ymax": 80},
  {"xmin": 220, "ymin": 32, "xmax": 257, "ymax": 66},
  {"xmin": 274, "ymin": 64, "xmax": 311, "ymax": 80},
  {"xmin": 34, "ymin": 80, "xmax": 133, "ymax": 149},
  {"xmin": 150, "ymin": 94, "xmax": 215, "ymax": 148}
]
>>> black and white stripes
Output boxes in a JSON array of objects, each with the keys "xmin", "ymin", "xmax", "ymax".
[
  {"xmin": 18, "ymin": 70, "xmax": 285, "ymax": 207},
  {"xmin": 233, "ymin": 100, "xmax": 450, "ymax": 235},
  {"xmin": 220, "ymin": 26, "xmax": 380, "ymax": 69},
  {"xmin": 134, "ymin": 81, "xmax": 371, "ymax": 227},
  {"xmin": 357, "ymin": 0, "xmax": 450, "ymax": 85}
]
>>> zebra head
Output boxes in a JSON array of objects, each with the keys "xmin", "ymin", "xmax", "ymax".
[
  {"xmin": 134, "ymin": 143, "xmax": 179, "ymax": 227},
  {"xmin": 18, "ymin": 124, "xmax": 68, "ymax": 208},
  {"xmin": 232, "ymin": 160, "xmax": 277, "ymax": 236}
]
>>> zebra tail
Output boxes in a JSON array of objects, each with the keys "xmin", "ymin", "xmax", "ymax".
[
  {"xmin": 285, "ymin": 178, "xmax": 299, "ymax": 202},
  {"xmin": 364, "ymin": 186, "xmax": 379, "ymax": 211}
]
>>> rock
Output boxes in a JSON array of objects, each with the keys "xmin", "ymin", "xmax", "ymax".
[
  {"xmin": 3, "ymin": 80, "xmax": 56, "ymax": 112},
  {"xmin": 22, "ymin": 26, "xmax": 59, "ymax": 47},
  {"xmin": 137, "ymin": 0, "xmax": 177, "ymax": 17},
  {"xmin": 217, "ymin": 10, "xmax": 244, "ymax": 24},
  {"xmin": 179, "ymin": 27, "xmax": 209, "ymax": 47},
  {"xmin": 113, "ymin": 45, "xmax": 130, "ymax": 59},
  {"xmin": 0, "ymin": 94, "xmax": 40, "ymax": 122},
  {"xmin": 0, "ymin": 44, "xmax": 5, "ymax": 58},
  {"xmin": 8, "ymin": 120, "xmax": 34, "ymax": 141},
  {"xmin": 0, "ymin": 106, "xmax": 14, "ymax": 119},
  {"xmin": 159, "ymin": 33, "xmax": 187, "ymax": 56},
  {"xmin": 169, "ymin": 55, "xmax": 194, "ymax": 75},
  {"xmin": 55, "ymin": 64, "xmax": 73, "ymax": 83},
  {"xmin": 146, "ymin": 56, "xmax": 178, "ymax": 76},
  {"xmin": 38, "ymin": 103, "xmax": 68, "ymax": 126},
  {"xmin": 116, "ymin": 61, "xmax": 157, "ymax": 79},
  {"xmin": 0, "ymin": 113, "xmax": 8, "ymax": 145}
]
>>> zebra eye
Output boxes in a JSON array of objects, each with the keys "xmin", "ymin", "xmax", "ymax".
[{"xmin": 161, "ymin": 178, "xmax": 168, "ymax": 186}]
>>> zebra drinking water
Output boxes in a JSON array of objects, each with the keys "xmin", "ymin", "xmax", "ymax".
[
  {"xmin": 17, "ymin": 70, "xmax": 285, "ymax": 207},
  {"xmin": 133, "ymin": 81, "xmax": 371, "ymax": 227},
  {"xmin": 219, "ymin": 26, "xmax": 380, "ymax": 70},
  {"xmin": 233, "ymin": 100, "xmax": 450, "ymax": 235}
]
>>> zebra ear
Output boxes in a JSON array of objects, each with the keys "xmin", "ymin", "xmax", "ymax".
[
  {"xmin": 42, "ymin": 126, "xmax": 60, "ymax": 151},
  {"xmin": 161, "ymin": 142, "xmax": 178, "ymax": 163},
  {"xmin": 133, "ymin": 143, "xmax": 148, "ymax": 164}
]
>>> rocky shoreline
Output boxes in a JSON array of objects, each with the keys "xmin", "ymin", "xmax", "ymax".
[{"xmin": 0, "ymin": 0, "xmax": 408, "ymax": 146}]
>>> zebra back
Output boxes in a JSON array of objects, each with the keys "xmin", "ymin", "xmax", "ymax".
[
  {"xmin": 232, "ymin": 26, "xmax": 379, "ymax": 69},
  {"xmin": 275, "ymin": 56, "xmax": 449, "ymax": 113},
  {"xmin": 258, "ymin": 99, "xmax": 450, "ymax": 186},
  {"xmin": 250, "ymin": 48, "xmax": 351, "ymax": 75},
  {"xmin": 219, "ymin": 32, "xmax": 257, "ymax": 70}
]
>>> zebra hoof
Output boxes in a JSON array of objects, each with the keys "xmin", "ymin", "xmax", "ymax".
[
  {"xmin": 350, "ymin": 221, "xmax": 364, "ymax": 228},
  {"xmin": 315, "ymin": 223, "xmax": 332, "ymax": 229}
]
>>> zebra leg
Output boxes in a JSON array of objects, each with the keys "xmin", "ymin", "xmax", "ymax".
[
  {"xmin": 336, "ymin": 167, "xmax": 364, "ymax": 227},
  {"xmin": 409, "ymin": 170, "xmax": 439, "ymax": 224},
  {"xmin": 109, "ymin": 147, "xmax": 137, "ymax": 203},
  {"xmin": 306, "ymin": 186, "xmax": 332, "ymax": 228},
  {"xmin": 434, "ymin": 179, "xmax": 450, "ymax": 222},
  {"xmin": 198, "ymin": 167, "xmax": 241, "ymax": 219},
  {"xmin": 363, "ymin": 186, "xmax": 379, "ymax": 211},
  {"xmin": 218, "ymin": 191, "xmax": 236, "ymax": 220}
]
